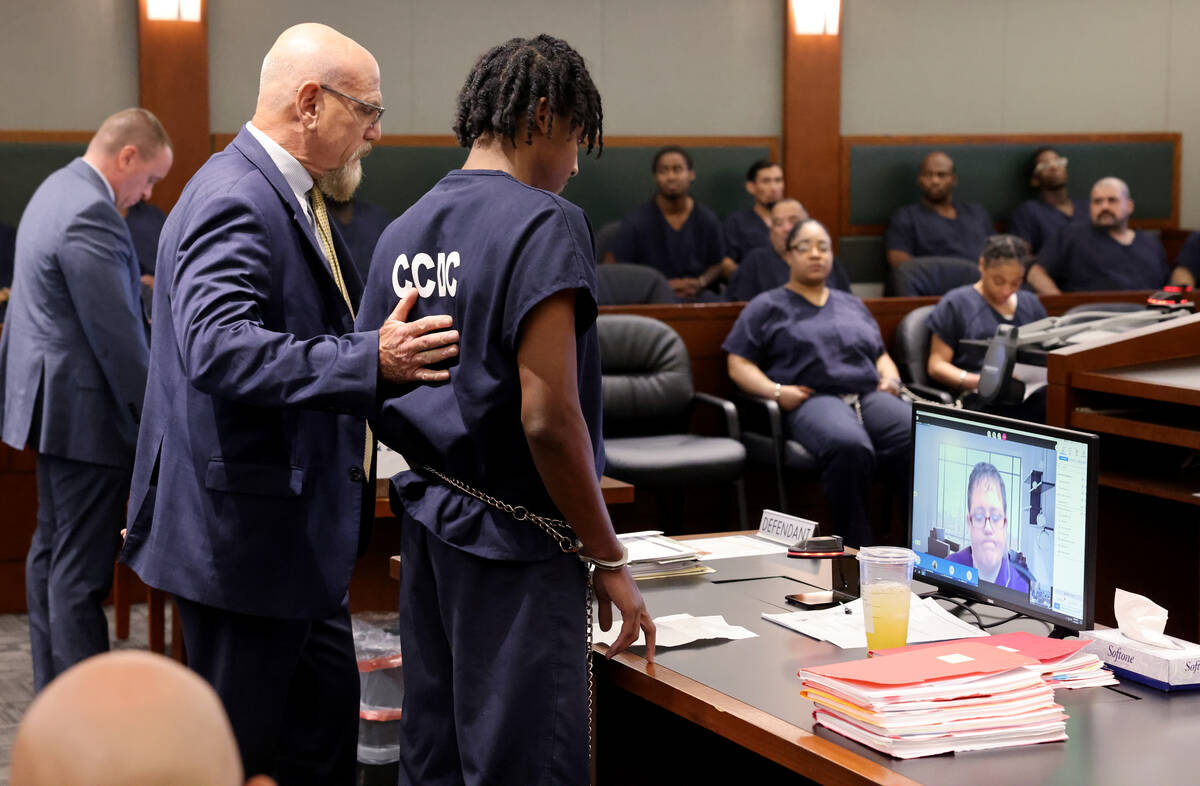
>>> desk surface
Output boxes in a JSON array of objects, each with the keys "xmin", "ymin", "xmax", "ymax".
[{"xmin": 597, "ymin": 552, "xmax": 1200, "ymax": 786}]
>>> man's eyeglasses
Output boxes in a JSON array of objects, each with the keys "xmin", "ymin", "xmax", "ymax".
[
  {"xmin": 969, "ymin": 508, "xmax": 1006, "ymax": 529},
  {"xmin": 320, "ymin": 84, "xmax": 385, "ymax": 129},
  {"xmin": 1035, "ymin": 156, "xmax": 1068, "ymax": 172}
]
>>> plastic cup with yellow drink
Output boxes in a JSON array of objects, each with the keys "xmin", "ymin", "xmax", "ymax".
[{"xmin": 856, "ymin": 546, "xmax": 916, "ymax": 652}]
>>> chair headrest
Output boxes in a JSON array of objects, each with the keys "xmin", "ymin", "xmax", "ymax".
[
  {"xmin": 891, "ymin": 256, "xmax": 980, "ymax": 297},
  {"xmin": 596, "ymin": 263, "xmax": 676, "ymax": 306},
  {"xmin": 892, "ymin": 304, "xmax": 938, "ymax": 384},
  {"xmin": 596, "ymin": 314, "xmax": 693, "ymax": 422}
]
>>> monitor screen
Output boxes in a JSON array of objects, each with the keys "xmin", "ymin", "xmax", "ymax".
[{"xmin": 908, "ymin": 404, "xmax": 1099, "ymax": 633}]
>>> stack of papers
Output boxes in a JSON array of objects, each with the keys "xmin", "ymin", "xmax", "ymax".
[
  {"xmin": 763, "ymin": 594, "xmax": 988, "ymax": 649},
  {"xmin": 874, "ymin": 632, "xmax": 1117, "ymax": 690},
  {"xmin": 618, "ymin": 531, "xmax": 713, "ymax": 580},
  {"xmin": 800, "ymin": 640, "xmax": 1068, "ymax": 759}
]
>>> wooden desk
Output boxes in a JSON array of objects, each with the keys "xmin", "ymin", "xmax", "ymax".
[
  {"xmin": 593, "ymin": 549, "xmax": 1200, "ymax": 786},
  {"xmin": 1046, "ymin": 313, "xmax": 1200, "ymax": 638}
]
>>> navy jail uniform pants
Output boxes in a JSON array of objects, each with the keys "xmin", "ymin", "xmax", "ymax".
[
  {"xmin": 397, "ymin": 513, "xmax": 589, "ymax": 786},
  {"xmin": 786, "ymin": 391, "xmax": 912, "ymax": 547},
  {"xmin": 28, "ymin": 453, "xmax": 127, "ymax": 691},
  {"xmin": 174, "ymin": 595, "xmax": 359, "ymax": 786}
]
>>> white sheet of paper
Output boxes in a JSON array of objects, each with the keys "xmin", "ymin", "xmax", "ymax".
[
  {"xmin": 685, "ymin": 535, "xmax": 790, "ymax": 561},
  {"xmin": 762, "ymin": 594, "xmax": 989, "ymax": 649},
  {"xmin": 592, "ymin": 613, "xmax": 758, "ymax": 648}
]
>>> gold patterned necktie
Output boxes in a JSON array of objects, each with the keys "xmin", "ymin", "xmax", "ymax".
[{"xmin": 310, "ymin": 185, "xmax": 374, "ymax": 477}]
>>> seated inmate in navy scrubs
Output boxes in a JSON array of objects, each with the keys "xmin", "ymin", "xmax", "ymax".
[
  {"xmin": 1008, "ymin": 148, "xmax": 1088, "ymax": 255},
  {"xmin": 885, "ymin": 151, "xmax": 992, "ymax": 266},
  {"xmin": 1037, "ymin": 223, "xmax": 1168, "ymax": 291},
  {"xmin": 947, "ymin": 462, "xmax": 1030, "ymax": 593},
  {"xmin": 1029, "ymin": 176, "xmax": 1169, "ymax": 294},
  {"xmin": 358, "ymin": 36, "xmax": 652, "ymax": 786},
  {"xmin": 927, "ymin": 236, "xmax": 1048, "ymax": 421},
  {"xmin": 724, "ymin": 219, "xmax": 910, "ymax": 547},
  {"xmin": 723, "ymin": 160, "xmax": 784, "ymax": 263},
  {"xmin": 608, "ymin": 146, "xmax": 726, "ymax": 301}
]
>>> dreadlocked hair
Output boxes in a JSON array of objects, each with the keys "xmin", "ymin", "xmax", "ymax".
[
  {"xmin": 980, "ymin": 234, "xmax": 1032, "ymax": 268},
  {"xmin": 453, "ymin": 34, "xmax": 603, "ymax": 156}
]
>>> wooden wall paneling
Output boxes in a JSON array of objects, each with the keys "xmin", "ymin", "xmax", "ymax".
[
  {"xmin": 138, "ymin": 0, "xmax": 209, "ymax": 212},
  {"xmin": 783, "ymin": 3, "xmax": 842, "ymax": 237}
]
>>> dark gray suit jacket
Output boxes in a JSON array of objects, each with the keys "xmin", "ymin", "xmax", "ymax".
[{"xmin": 0, "ymin": 158, "xmax": 149, "ymax": 468}]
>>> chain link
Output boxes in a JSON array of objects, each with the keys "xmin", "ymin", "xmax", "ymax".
[{"xmin": 418, "ymin": 465, "xmax": 598, "ymax": 768}]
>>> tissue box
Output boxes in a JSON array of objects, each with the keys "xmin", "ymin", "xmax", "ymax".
[{"xmin": 1079, "ymin": 629, "xmax": 1200, "ymax": 691}]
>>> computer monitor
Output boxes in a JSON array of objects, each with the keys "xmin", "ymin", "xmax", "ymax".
[{"xmin": 908, "ymin": 404, "xmax": 1099, "ymax": 635}]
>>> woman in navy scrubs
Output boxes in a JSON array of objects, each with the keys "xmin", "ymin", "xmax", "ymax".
[
  {"xmin": 723, "ymin": 219, "xmax": 911, "ymax": 547},
  {"xmin": 926, "ymin": 234, "xmax": 1048, "ymax": 420}
]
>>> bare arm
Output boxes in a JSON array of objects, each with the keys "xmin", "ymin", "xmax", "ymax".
[
  {"xmin": 727, "ymin": 352, "xmax": 811, "ymax": 410},
  {"xmin": 927, "ymin": 333, "xmax": 978, "ymax": 393},
  {"xmin": 1170, "ymin": 265, "xmax": 1196, "ymax": 287},
  {"xmin": 1025, "ymin": 263, "xmax": 1062, "ymax": 296},
  {"xmin": 875, "ymin": 352, "xmax": 902, "ymax": 395},
  {"xmin": 518, "ymin": 289, "xmax": 654, "ymax": 661},
  {"xmin": 886, "ymin": 249, "xmax": 913, "ymax": 268}
]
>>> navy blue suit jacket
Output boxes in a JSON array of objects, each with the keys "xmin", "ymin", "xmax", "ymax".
[
  {"xmin": 121, "ymin": 127, "xmax": 379, "ymax": 619},
  {"xmin": 0, "ymin": 159, "xmax": 148, "ymax": 468}
]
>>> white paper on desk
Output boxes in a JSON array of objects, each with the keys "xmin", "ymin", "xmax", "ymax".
[
  {"xmin": 762, "ymin": 594, "xmax": 988, "ymax": 649},
  {"xmin": 685, "ymin": 535, "xmax": 790, "ymax": 561},
  {"xmin": 592, "ymin": 613, "xmax": 757, "ymax": 649}
]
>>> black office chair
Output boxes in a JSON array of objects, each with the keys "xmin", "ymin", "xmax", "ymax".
[
  {"xmin": 890, "ymin": 256, "xmax": 979, "ymax": 297},
  {"xmin": 596, "ymin": 263, "xmax": 676, "ymax": 306},
  {"xmin": 891, "ymin": 304, "xmax": 956, "ymax": 405},
  {"xmin": 597, "ymin": 314, "xmax": 747, "ymax": 529}
]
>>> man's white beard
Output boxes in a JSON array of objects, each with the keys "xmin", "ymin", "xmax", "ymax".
[{"xmin": 318, "ymin": 152, "xmax": 366, "ymax": 202}]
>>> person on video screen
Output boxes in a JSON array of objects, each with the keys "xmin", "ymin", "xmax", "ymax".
[{"xmin": 948, "ymin": 462, "xmax": 1029, "ymax": 592}]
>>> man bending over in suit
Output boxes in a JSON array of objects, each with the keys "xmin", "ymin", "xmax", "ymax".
[
  {"xmin": 119, "ymin": 23, "xmax": 458, "ymax": 785},
  {"xmin": 0, "ymin": 108, "xmax": 172, "ymax": 692},
  {"xmin": 12, "ymin": 651, "xmax": 275, "ymax": 786}
]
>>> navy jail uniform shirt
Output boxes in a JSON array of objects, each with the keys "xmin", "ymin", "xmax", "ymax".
[
  {"xmin": 885, "ymin": 201, "xmax": 993, "ymax": 261},
  {"xmin": 124, "ymin": 201, "xmax": 166, "ymax": 277},
  {"xmin": 332, "ymin": 199, "xmax": 394, "ymax": 287},
  {"xmin": 1008, "ymin": 198, "xmax": 1088, "ymax": 255},
  {"xmin": 609, "ymin": 198, "xmax": 726, "ymax": 280},
  {"xmin": 722, "ymin": 288, "xmax": 885, "ymax": 396},
  {"xmin": 358, "ymin": 170, "xmax": 604, "ymax": 562},
  {"xmin": 723, "ymin": 207, "xmax": 771, "ymax": 263},
  {"xmin": 1037, "ymin": 223, "xmax": 1168, "ymax": 292},
  {"xmin": 926, "ymin": 285, "xmax": 1047, "ymax": 372},
  {"xmin": 725, "ymin": 246, "xmax": 851, "ymax": 302},
  {"xmin": 1173, "ymin": 231, "xmax": 1200, "ymax": 280}
]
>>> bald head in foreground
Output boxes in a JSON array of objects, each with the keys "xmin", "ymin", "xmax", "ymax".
[{"xmin": 12, "ymin": 651, "xmax": 275, "ymax": 786}]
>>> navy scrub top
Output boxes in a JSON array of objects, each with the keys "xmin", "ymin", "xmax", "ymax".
[
  {"xmin": 926, "ymin": 284, "xmax": 1048, "ymax": 371},
  {"xmin": 1009, "ymin": 197, "xmax": 1089, "ymax": 255},
  {"xmin": 885, "ymin": 201, "xmax": 993, "ymax": 261},
  {"xmin": 609, "ymin": 198, "xmax": 726, "ymax": 280},
  {"xmin": 358, "ymin": 169, "xmax": 604, "ymax": 562},
  {"xmin": 1037, "ymin": 223, "xmax": 1169, "ymax": 291},
  {"xmin": 725, "ymin": 246, "xmax": 851, "ymax": 302},
  {"xmin": 723, "ymin": 207, "xmax": 771, "ymax": 263},
  {"xmin": 1173, "ymin": 231, "xmax": 1200, "ymax": 280},
  {"xmin": 124, "ymin": 200, "xmax": 167, "ymax": 277},
  {"xmin": 722, "ymin": 287, "xmax": 885, "ymax": 396}
]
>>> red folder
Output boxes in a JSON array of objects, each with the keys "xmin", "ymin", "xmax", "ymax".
[
  {"xmin": 871, "ymin": 632, "xmax": 1085, "ymax": 664},
  {"xmin": 804, "ymin": 640, "xmax": 1038, "ymax": 686}
]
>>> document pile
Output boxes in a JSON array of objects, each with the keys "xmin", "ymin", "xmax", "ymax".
[
  {"xmin": 618, "ymin": 531, "xmax": 712, "ymax": 580},
  {"xmin": 873, "ymin": 632, "xmax": 1117, "ymax": 691},
  {"xmin": 799, "ymin": 640, "xmax": 1068, "ymax": 759}
]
